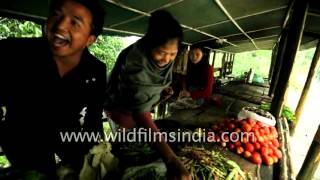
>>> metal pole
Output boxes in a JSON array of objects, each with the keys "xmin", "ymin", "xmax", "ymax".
[{"xmin": 270, "ymin": 0, "xmax": 309, "ymax": 119}]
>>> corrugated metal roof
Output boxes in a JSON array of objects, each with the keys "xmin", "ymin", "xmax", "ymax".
[{"xmin": 0, "ymin": 0, "xmax": 319, "ymax": 52}]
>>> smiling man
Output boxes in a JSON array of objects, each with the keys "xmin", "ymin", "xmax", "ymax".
[{"xmin": 0, "ymin": 0, "xmax": 106, "ymax": 177}]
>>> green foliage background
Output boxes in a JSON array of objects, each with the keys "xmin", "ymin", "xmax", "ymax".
[
  {"xmin": 0, "ymin": 17, "xmax": 42, "ymax": 38},
  {"xmin": 232, "ymin": 50, "xmax": 272, "ymax": 78}
]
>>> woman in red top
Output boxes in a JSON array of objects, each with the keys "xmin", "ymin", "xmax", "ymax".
[{"xmin": 180, "ymin": 46, "xmax": 214, "ymax": 105}]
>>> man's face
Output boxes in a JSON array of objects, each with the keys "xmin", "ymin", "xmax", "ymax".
[
  {"xmin": 189, "ymin": 48, "xmax": 203, "ymax": 64},
  {"xmin": 151, "ymin": 39, "xmax": 179, "ymax": 67},
  {"xmin": 46, "ymin": 0, "xmax": 96, "ymax": 58}
]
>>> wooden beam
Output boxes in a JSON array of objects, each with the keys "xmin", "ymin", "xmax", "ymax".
[
  {"xmin": 297, "ymin": 125, "xmax": 320, "ymax": 180},
  {"xmin": 270, "ymin": 0, "xmax": 309, "ymax": 119},
  {"xmin": 294, "ymin": 41, "xmax": 320, "ymax": 130}
]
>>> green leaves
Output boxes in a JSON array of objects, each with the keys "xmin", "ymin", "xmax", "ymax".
[
  {"xmin": 0, "ymin": 155, "xmax": 10, "ymax": 168},
  {"xmin": 0, "ymin": 17, "xmax": 42, "ymax": 39},
  {"xmin": 89, "ymin": 35, "xmax": 125, "ymax": 72}
]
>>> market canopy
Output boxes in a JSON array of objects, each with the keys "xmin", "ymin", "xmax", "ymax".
[{"xmin": 0, "ymin": 0, "xmax": 319, "ymax": 52}]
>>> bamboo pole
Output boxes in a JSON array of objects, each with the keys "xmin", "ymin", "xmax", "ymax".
[
  {"xmin": 294, "ymin": 41, "xmax": 320, "ymax": 128},
  {"xmin": 297, "ymin": 126, "xmax": 320, "ymax": 180}
]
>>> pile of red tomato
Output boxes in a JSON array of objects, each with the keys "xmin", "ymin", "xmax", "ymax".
[{"xmin": 210, "ymin": 118, "xmax": 283, "ymax": 165}]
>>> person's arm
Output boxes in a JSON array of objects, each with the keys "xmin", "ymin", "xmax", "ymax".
[
  {"xmin": 179, "ymin": 75, "xmax": 191, "ymax": 97},
  {"xmin": 132, "ymin": 112, "xmax": 191, "ymax": 179},
  {"xmin": 190, "ymin": 66, "xmax": 214, "ymax": 99}
]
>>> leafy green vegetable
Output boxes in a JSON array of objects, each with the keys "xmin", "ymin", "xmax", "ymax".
[
  {"xmin": 259, "ymin": 103, "xmax": 296, "ymax": 123},
  {"xmin": 0, "ymin": 155, "xmax": 10, "ymax": 168}
]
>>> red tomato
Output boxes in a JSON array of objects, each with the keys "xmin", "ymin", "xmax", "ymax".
[
  {"xmin": 272, "ymin": 139, "xmax": 280, "ymax": 148},
  {"xmin": 254, "ymin": 142, "xmax": 261, "ymax": 150},
  {"xmin": 229, "ymin": 143, "xmax": 236, "ymax": 151},
  {"xmin": 253, "ymin": 124, "xmax": 260, "ymax": 131},
  {"xmin": 261, "ymin": 147, "xmax": 269, "ymax": 157},
  {"xmin": 237, "ymin": 146, "xmax": 244, "ymax": 155},
  {"xmin": 222, "ymin": 134, "xmax": 230, "ymax": 142},
  {"xmin": 245, "ymin": 143, "xmax": 255, "ymax": 153},
  {"xmin": 227, "ymin": 123, "xmax": 236, "ymax": 131},
  {"xmin": 254, "ymin": 130, "xmax": 260, "ymax": 137},
  {"xmin": 262, "ymin": 155, "xmax": 274, "ymax": 166},
  {"xmin": 270, "ymin": 126, "xmax": 277, "ymax": 133},
  {"xmin": 272, "ymin": 155, "xmax": 278, "ymax": 164},
  {"xmin": 235, "ymin": 141, "xmax": 242, "ymax": 147},
  {"xmin": 251, "ymin": 152, "xmax": 262, "ymax": 164},
  {"xmin": 234, "ymin": 128, "xmax": 242, "ymax": 133},
  {"xmin": 257, "ymin": 136, "xmax": 264, "ymax": 143},
  {"xmin": 264, "ymin": 127, "xmax": 270, "ymax": 135},
  {"xmin": 242, "ymin": 123, "xmax": 252, "ymax": 132},
  {"xmin": 244, "ymin": 151, "xmax": 252, "ymax": 159},
  {"xmin": 257, "ymin": 121, "xmax": 266, "ymax": 127},
  {"xmin": 246, "ymin": 118, "xmax": 256, "ymax": 126},
  {"xmin": 275, "ymin": 149, "xmax": 283, "ymax": 159}
]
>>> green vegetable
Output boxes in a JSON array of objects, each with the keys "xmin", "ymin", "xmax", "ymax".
[
  {"xmin": 260, "ymin": 103, "xmax": 296, "ymax": 123},
  {"xmin": 179, "ymin": 146, "xmax": 250, "ymax": 179}
]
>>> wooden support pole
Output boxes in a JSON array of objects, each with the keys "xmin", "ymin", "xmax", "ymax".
[
  {"xmin": 268, "ymin": 43, "xmax": 279, "ymax": 82},
  {"xmin": 211, "ymin": 51, "xmax": 216, "ymax": 67},
  {"xmin": 230, "ymin": 53, "xmax": 235, "ymax": 74},
  {"xmin": 297, "ymin": 126, "xmax": 320, "ymax": 180},
  {"xmin": 294, "ymin": 41, "xmax": 320, "ymax": 129},
  {"xmin": 268, "ymin": 30, "xmax": 289, "ymax": 97},
  {"xmin": 270, "ymin": 0, "xmax": 309, "ymax": 119},
  {"xmin": 221, "ymin": 53, "xmax": 226, "ymax": 78}
]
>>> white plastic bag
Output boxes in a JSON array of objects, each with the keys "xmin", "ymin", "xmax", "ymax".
[
  {"xmin": 237, "ymin": 106, "xmax": 276, "ymax": 126},
  {"xmin": 79, "ymin": 142, "xmax": 119, "ymax": 180}
]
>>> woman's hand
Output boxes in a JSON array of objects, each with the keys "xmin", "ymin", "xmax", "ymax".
[
  {"xmin": 166, "ymin": 156, "xmax": 191, "ymax": 180},
  {"xmin": 162, "ymin": 86, "xmax": 174, "ymax": 99},
  {"xmin": 179, "ymin": 90, "xmax": 190, "ymax": 98}
]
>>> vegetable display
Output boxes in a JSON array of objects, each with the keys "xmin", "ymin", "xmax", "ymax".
[{"xmin": 210, "ymin": 118, "xmax": 282, "ymax": 166}]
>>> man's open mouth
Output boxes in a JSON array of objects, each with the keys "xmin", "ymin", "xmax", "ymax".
[{"xmin": 52, "ymin": 33, "xmax": 70, "ymax": 47}]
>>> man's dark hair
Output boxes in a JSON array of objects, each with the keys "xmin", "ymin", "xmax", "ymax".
[
  {"xmin": 49, "ymin": 0, "xmax": 106, "ymax": 36},
  {"xmin": 143, "ymin": 10, "xmax": 183, "ymax": 51}
]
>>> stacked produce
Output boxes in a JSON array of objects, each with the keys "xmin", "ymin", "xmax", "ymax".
[
  {"xmin": 179, "ymin": 146, "xmax": 251, "ymax": 180},
  {"xmin": 210, "ymin": 118, "xmax": 282, "ymax": 166}
]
